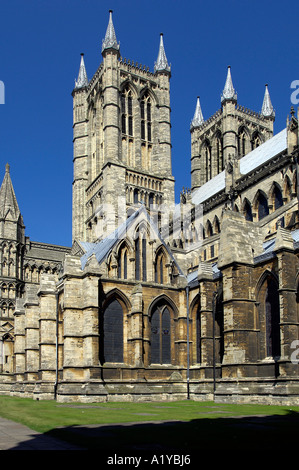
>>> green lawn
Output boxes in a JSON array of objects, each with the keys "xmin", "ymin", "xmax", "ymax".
[{"xmin": 0, "ymin": 396, "xmax": 298, "ymax": 450}]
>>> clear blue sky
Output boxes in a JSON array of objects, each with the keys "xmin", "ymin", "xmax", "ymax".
[{"xmin": 0, "ymin": 0, "xmax": 297, "ymax": 247}]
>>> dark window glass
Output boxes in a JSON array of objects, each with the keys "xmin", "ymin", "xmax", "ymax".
[
  {"xmin": 121, "ymin": 94, "xmax": 126, "ymax": 113},
  {"xmin": 244, "ymin": 201, "xmax": 253, "ymax": 221},
  {"xmin": 160, "ymin": 256, "xmax": 163, "ymax": 284},
  {"xmin": 147, "ymin": 122, "xmax": 151, "ymax": 141},
  {"xmin": 123, "ymin": 251, "xmax": 127, "ymax": 279},
  {"xmin": 134, "ymin": 189, "xmax": 138, "ymax": 204},
  {"xmin": 258, "ymin": 194, "xmax": 269, "ymax": 220},
  {"xmin": 128, "ymin": 116, "xmax": 133, "ymax": 136},
  {"xmin": 274, "ymin": 187, "xmax": 283, "ymax": 210},
  {"xmin": 196, "ymin": 310, "xmax": 201, "ymax": 363},
  {"xmin": 122, "ymin": 114, "xmax": 126, "ymax": 134},
  {"xmin": 161, "ymin": 308, "xmax": 171, "ymax": 364},
  {"xmin": 100, "ymin": 299, "xmax": 123, "ymax": 363},
  {"xmin": 140, "ymin": 100, "xmax": 145, "ymax": 119},
  {"xmin": 150, "ymin": 310, "xmax": 160, "ymax": 363},
  {"xmin": 128, "ymin": 95, "xmax": 132, "ymax": 115},
  {"xmin": 266, "ymin": 279, "xmax": 280, "ymax": 358},
  {"xmin": 135, "ymin": 237, "xmax": 140, "ymax": 280},
  {"xmin": 141, "ymin": 120, "xmax": 145, "ymax": 139},
  {"xmin": 150, "ymin": 306, "xmax": 171, "ymax": 364},
  {"xmin": 142, "ymin": 236, "xmax": 147, "ymax": 281},
  {"xmin": 147, "ymin": 102, "xmax": 151, "ymax": 121}
]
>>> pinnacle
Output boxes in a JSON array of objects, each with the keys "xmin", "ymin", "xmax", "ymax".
[
  {"xmin": 102, "ymin": 10, "xmax": 120, "ymax": 54},
  {"xmin": 74, "ymin": 53, "xmax": 88, "ymax": 89},
  {"xmin": 154, "ymin": 33, "xmax": 171, "ymax": 73},
  {"xmin": 261, "ymin": 84, "xmax": 275, "ymax": 118},
  {"xmin": 190, "ymin": 96, "xmax": 204, "ymax": 129},
  {"xmin": 221, "ymin": 66, "xmax": 237, "ymax": 103}
]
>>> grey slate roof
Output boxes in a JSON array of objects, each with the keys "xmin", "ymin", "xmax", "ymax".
[{"xmin": 80, "ymin": 205, "xmax": 183, "ymax": 275}]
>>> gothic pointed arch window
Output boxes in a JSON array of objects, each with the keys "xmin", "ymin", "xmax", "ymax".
[
  {"xmin": 99, "ymin": 297, "xmax": 124, "ymax": 364},
  {"xmin": 150, "ymin": 300, "xmax": 172, "ymax": 364},
  {"xmin": 256, "ymin": 272, "xmax": 281, "ymax": 361},
  {"xmin": 283, "ymin": 175, "xmax": 292, "ymax": 203},
  {"xmin": 251, "ymin": 131, "xmax": 262, "ymax": 150},
  {"xmin": 205, "ymin": 220, "xmax": 213, "ymax": 238},
  {"xmin": 134, "ymin": 225, "xmax": 148, "ymax": 281},
  {"xmin": 195, "ymin": 303, "xmax": 202, "ymax": 364},
  {"xmin": 215, "ymin": 132, "xmax": 224, "ymax": 173},
  {"xmin": 117, "ymin": 242, "xmax": 128, "ymax": 279},
  {"xmin": 238, "ymin": 126, "xmax": 248, "ymax": 157},
  {"xmin": 265, "ymin": 277, "xmax": 280, "ymax": 358},
  {"xmin": 202, "ymin": 139, "xmax": 212, "ymax": 182},
  {"xmin": 243, "ymin": 199, "xmax": 253, "ymax": 221},
  {"xmin": 140, "ymin": 91, "xmax": 152, "ymax": 142},
  {"xmin": 272, "ymin": 184, "xmax": 283, "ymax": 211},
  {"xmin": 215, "ymin": 290, "xmax": 224, "ymax": 364},
  {"xmin": 121, "ymin": 86, "xmax": 133, "ymax": 137},
  {"xmin": 154, "ymin": 247, "xmax": 167, "ymax": 284},
  {"xmin": 257, "ymin": 191, "xmax": 269, "ymax": 220}
]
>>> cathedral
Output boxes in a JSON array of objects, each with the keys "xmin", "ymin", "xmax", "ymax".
[{"xmin": 0, "ymin": 11, "xmax": 299, "ymax": 405}]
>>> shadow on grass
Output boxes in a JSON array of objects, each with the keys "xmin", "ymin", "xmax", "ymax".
[{"xmin": 8, "ymin": 410, "xmax": 299, "ymax": 453}]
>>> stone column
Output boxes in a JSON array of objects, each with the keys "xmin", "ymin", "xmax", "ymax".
[
  {"xmin": 62, "ymin": 255, "xmax": 84, "ymax": 382},
  {"xmin": 24, "ymin": 285, "xmax": 39, "ymax": 382},
  {"xmin": 218, "ymin": 210, "xmax": 267, "ymax": 375},
  {"xmin": 128, "ymin": 284, "xmax": 143, "ymax": 367},
  {"xmin": 37, "ymin": 274, "xmax": 57, "ymax": 396},
  {"xmin": 82, "ymin": 256, "xmax": 101, "ymax": 379},
  {"xmin": 274, "ymin": 227, "xmax": 298, "ymax": 374},
  {"xmin": 14, "ymin": 298, "xmax": 26, "ymax": 383},
  {"xmin": 197, "ymin": 277, "xmax": 215, "ymax": 375}
]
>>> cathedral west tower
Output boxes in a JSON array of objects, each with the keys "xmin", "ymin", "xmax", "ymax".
[{"xmin": 72, "ymin": 11, "xmax": 175, "ymax": 243}]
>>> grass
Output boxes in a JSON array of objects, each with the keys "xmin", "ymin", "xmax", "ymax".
[{"xmin": 0, "ymin": 396, "xmax": 298, "ymax": 450}]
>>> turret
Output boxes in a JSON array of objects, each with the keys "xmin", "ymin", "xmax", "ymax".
[
  {"xmin": 221, "ymin": 66, "xmax": 238, "ymax": 161},
  {"xmin": 72, "ymin": 53, "xmax": 89, "ymax": 242}
]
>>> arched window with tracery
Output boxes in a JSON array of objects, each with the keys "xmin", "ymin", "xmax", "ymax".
[
  {"xmin": 238, "ymin": 127, "xmax": 248, "ymax": 157},
  {"xmin": 99, "ymin": 298, "xmax": 124, "ymax": 364},
  {"xmin": 121, "ymin": 86, "xmax": 133, "ymax": 137},
  {"xmin": 135, "ymin": 226, "xmax": 147, "ymax": 282},
  {"xmin": 140, "ymin": 92, "xmax": 152, "ymax": 142},
  {"xmin": 256, "ymin": 272, "xmax": 281, "ymax": 361},
  {"xmin": 203, "ymin": 140, "xmax": 212, "ymax": 182},
  {"xmin": 251, "ymin": 131, "xmax": 262, "ymax": 150},
  {"xmin": 117, "ymin": 242, "xmax": 128, "ymax": 280},
  {"xmin": 154, "ymin": 247, "xmax": 167, "ymax": 284},
  {"xmin": 150, "ymin": 300, "xmax": 172, "ymax": 364}
]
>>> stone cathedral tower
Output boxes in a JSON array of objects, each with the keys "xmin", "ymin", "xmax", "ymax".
[
  {"xmin": 72, "ymin": 11, "xmax": 175, "ymax": 243},
  {"xmin": 190, "ymin": 66, "xmax": 275, "ymax": 191}
]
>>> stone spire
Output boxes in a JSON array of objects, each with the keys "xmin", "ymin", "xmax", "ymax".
[
  {"xmin": 0, "ymin": 163, "xmax": 21, "ymax": 220},
  {"xmin": 261, "ymin": 84, "xmax": 275, "ymax": 118},
  {"xmin": 221, "ymin": 66, "xmax": 237, "ymax": 103},
  {"xmin": 74, "ymin": 53, "xmax": 88, "ymax": 89},
  {"xmin": 190, "ymin": 96, "xmax": 204, "ymax": 129},
  {"xmin": 101, "ymin": 10, "xmax": 120, "ymax": 54},
  {"xmin": 154, "ymin": 33, "xmax": 171, "ymax": 73}
]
